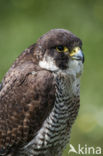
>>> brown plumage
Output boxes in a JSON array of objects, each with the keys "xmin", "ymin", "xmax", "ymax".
[{"xmin": 0, "ymin": 29, "xmax": 84, "ymax": 156}]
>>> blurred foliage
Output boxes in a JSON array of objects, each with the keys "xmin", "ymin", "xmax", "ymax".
[{"xmin": 0, "ymin": 0, "xmax": 103, "ymax": 155}]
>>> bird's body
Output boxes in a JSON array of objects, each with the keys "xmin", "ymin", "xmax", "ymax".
[{"xmin": 0, "ymin": 29, "xmax": 84, "ymax": 156}]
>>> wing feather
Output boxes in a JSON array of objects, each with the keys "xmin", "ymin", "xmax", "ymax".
[{"xmin": 0, "ymin": 49, "xmax": 55, "ymax": 155}]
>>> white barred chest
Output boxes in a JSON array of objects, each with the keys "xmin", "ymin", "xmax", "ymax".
[{"xmin": 22, "ymin": 73, "xmax": 80, "ymax": 156}]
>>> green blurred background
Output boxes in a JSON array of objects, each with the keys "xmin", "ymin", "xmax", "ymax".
[{"xmin": 0, "ymin": 0, "xmax": 103, "ymax": 155}]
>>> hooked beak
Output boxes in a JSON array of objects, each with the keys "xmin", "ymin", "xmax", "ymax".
[{"xmin": 70, "ymin": 47, "xmax": 84, "ymax": 63}]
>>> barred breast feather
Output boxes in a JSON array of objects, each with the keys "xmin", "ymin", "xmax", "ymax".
[{"xmin": 19, "ymin": 71, "xmax": 80, "ymax": 156}]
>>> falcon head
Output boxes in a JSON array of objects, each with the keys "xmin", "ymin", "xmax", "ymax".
[{"xmin": 35, "ymin": 29, "xmax": 84, "ymax": 76}]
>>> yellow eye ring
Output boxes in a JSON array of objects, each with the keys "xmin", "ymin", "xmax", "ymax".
[{"xmin": 56, "ymin": 46, "xmax": 69, "ymax": 52}]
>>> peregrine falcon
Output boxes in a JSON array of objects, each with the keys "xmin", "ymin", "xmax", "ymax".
[{"xmin": 0, "ymin": 29, "xmax": 84, "ymax": 156}]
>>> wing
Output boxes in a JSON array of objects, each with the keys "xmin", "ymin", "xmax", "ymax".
[
  {"xmin": 0, "ymin": 83, "xmax": 2, "ymax": 92},
  {"xmin": 0, "ymin": 48, "xmax": 55, "ymax": 155}
]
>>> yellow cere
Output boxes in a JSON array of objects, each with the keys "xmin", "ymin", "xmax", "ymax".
[{"xmin": 70, "ymin": 47, "xmax": 80, "ymax": 56}]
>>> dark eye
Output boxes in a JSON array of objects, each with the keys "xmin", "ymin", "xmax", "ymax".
[
  {"xmin": 56, "ymin": 45, "xmax": 64, "ymax": 52},
  {"xmin": 56, "ymin": 45, "xmax": 69, "ymax": 53}
]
